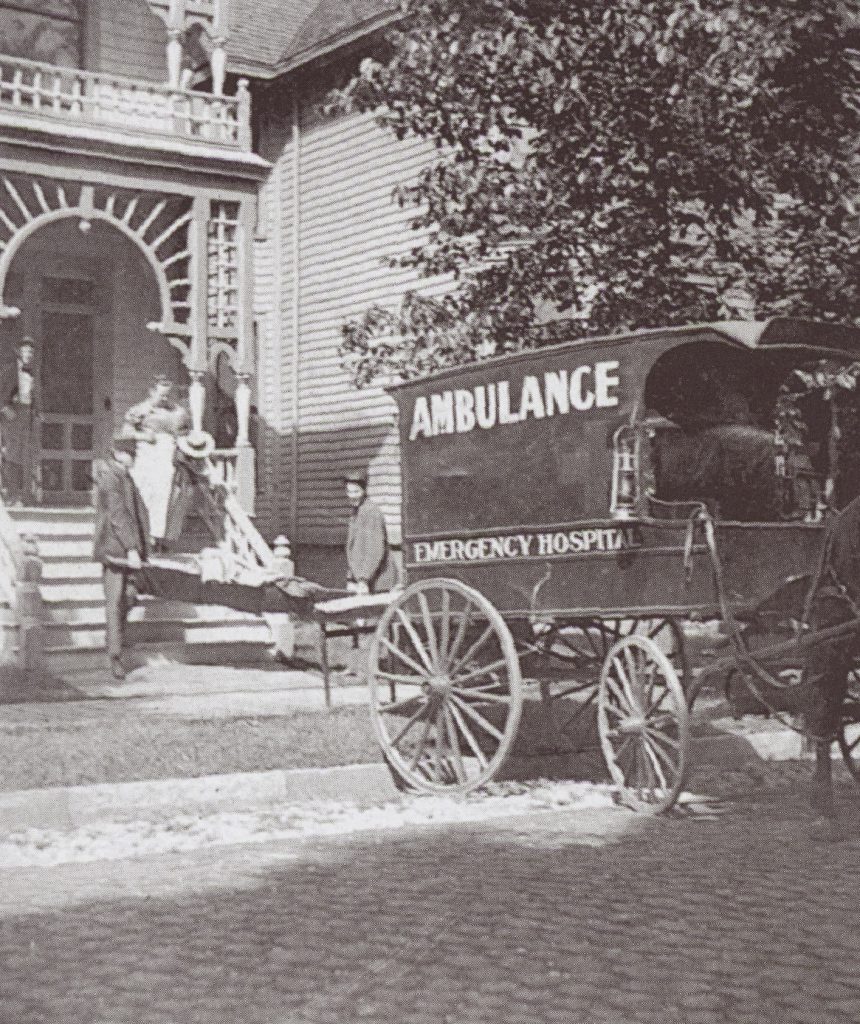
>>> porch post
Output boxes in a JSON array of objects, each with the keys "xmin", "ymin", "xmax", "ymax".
[
  {"xmin": 210, "ymin": 38, "xmax": 227, "ymax": 96},
  {"xmin": 166, "ymin": 28, "xmax": 183, "ymax": 89},
  {"xmin": 164, "ymin": 0, "xmax": 186, "ymax": 89},
  {"xmin": 234, "ymin": 372, "xmax": 252, "ymax": 447},
  {"xmin": 189, "ymin": 195, "xmax": 210, "ymax": 430},
  {"xmin": 189, "ymin": 370, "xmax": 206, "ymax": 431},
  {"xmin": 232, "ymin": 197, "xmax": 256, "ymax": 514},
  {"xmin": 210, "ymin": 0, "xmax": 229, "ymax": 97}
]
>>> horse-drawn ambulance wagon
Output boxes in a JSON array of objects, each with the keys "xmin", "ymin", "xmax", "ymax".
[{"xmin": 367, "ymin": 318, "xmax": 860, "ymax": 811}]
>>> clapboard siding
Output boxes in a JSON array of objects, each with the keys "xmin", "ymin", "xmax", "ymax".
[
  {"xmin": 251, "ymin": 103, "xmax": 297, "ymax": 539},
  {"xmin": 250, "ymin": 64, "xmax": 447, "ymax": 549},
  {"xmin": 252, "ymin": 63, "xmax": 445, "ymax": 550}
]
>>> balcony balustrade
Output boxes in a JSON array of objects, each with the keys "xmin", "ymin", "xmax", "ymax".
[{"xmin": 0, "ymin": 55, "xmax": 251, "ymax": 152}]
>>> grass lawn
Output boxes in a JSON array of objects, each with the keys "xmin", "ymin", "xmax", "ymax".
[{"xmin": 0, "ymin": 705, "xmax": 384, "ymax": 792}]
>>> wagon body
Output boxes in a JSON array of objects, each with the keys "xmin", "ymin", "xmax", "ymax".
[{"xmin": 389, "ymin": 318, "xmax": 860, "ymax": 618}]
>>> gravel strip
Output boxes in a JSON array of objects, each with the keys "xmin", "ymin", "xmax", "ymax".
[{"xmin": 0, "ymin": 780, "xmax": 622, "ymax": 867}]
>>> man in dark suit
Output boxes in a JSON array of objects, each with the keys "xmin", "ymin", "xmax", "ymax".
[
  {"xmin": 1, "ymin": 336, "xmax": 39, "ymax": 505},
  {"xmin": 344, "ymin": 469, "xmax": 397, "ymax": 594},
  {"xmin": 93, "ymin": 435, "xmax": 149, "ymax": 679}
]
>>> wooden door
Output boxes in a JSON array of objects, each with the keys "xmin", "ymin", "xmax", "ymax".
[{"xmin": 39, "ymin": 308, "xmax": 97, "ymax": 506}]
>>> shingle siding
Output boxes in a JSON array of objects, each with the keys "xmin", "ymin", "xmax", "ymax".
[{"xmin": 90, "ymin": 0, "xmax": 167, "ymax": 83}]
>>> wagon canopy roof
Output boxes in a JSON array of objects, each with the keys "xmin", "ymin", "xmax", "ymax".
[{"xmin": 386, "ymin": 318, "xmax": 860, "ymax": 394}]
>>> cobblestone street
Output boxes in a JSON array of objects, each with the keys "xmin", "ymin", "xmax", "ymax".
[{"xmin": 2, "ymin": 783, "xmax": 860, "ymax": 1024}]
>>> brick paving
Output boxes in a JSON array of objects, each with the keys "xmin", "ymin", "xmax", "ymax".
[{"xmin": 1, "ymin": 785, "xmax": 860, "ymax": 1024}]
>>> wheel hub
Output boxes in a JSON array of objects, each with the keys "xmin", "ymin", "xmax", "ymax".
[
  {"xmin": 422, "ymin": 676, "xmax": 452, "ymax": 698},
  {"xmin": 618, "ymin": 715, "xmax": 646, "ymax": 734}
]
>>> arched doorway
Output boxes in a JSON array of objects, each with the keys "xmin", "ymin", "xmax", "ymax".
[{"xmin": 1, "ymin": 218, "xmax": 183, "ymax": 506}]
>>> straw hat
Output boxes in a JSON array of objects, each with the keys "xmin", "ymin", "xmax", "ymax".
[{"xmin": 176, "ymin": 430, "xmax": 215, "ymax": 460}]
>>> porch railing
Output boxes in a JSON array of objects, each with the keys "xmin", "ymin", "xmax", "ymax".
[
  {"xmin": 208, "ymin": 447, "xmax": 273, "ymax": 571},
  {"xmin": 0, "ymin": 498, "xmax": 23, "ymax": 610},
  {"xmin": 0, "ymin": 55, "xmax": 251, "ymax": 151},
  {"xmin": 0, "ymin": 496, "xmax": 43, "ymax": 668}
]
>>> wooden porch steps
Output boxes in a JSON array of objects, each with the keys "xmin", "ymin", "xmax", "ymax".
[{"xmin": 5, "ymin": 507, "xmax": 273, "ymax": 676}]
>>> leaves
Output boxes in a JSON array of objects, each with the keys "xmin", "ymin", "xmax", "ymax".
[{"xmin": 331, "ymin": 0, "xmax": 860, "ymax": 386}]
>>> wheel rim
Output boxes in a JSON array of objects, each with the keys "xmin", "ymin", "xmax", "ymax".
[
  {"xmin": 598, "ymin": 634, "xmax": 690, "ymax": 813},
  {"xmin": 839, "ymin": 668, "xmax": 860, "ymax": 785},
  {"xmin": 368, "ymin": 579, "xmax": 523, "ymax": 793}
]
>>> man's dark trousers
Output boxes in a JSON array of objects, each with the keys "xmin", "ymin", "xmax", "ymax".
[{"xmin": 103, "ymin": 561, "xmax": 133, "ymax": 660}]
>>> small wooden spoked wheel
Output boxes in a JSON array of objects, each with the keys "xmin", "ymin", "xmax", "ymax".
[
  {"xmin": 367, "ymin": 579, "xmax": 523, "ymax": 793},
  {"xmin": 598, "ymin": 634, "xmax": 691, "ymax": 812}
]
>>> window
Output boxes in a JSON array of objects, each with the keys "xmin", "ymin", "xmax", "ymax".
[{"xmin": 0, "ymin": 1, "xmax": 83, "ymax": 68}]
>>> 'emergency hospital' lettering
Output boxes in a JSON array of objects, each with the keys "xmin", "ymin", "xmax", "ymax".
[
  {"xmin": 409, "ymin": 360, "xmax": 621, "ymax": 441},
  {"xmin": 412, "ymin": 526, "xmax": 642, "ymax": 565}
]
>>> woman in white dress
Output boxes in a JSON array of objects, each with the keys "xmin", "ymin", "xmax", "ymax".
[{"xmin": 123, "ymin": 376, "xmax": 190, "ymax": 550}]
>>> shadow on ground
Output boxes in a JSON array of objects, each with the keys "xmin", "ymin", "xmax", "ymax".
[{"xmin": 2, "ymin": 785, "xmax": 860, "ymax": 1024}]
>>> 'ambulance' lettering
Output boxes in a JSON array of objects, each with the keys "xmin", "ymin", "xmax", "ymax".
[{"xmin": 409, "ymin": 360, "xmax": 621, "ymax": 440}]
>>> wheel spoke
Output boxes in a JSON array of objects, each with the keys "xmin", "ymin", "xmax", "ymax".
[
  {"xmin": 585, "ymin": 624, "xmax": 607, "ymax": 660},
  {"xmin": 644, "ymin": 686, "xmax": 671, "ymax": 720},
  {"xmin": 378, "ymin": 693, "xmax": 425, "ymax": 716},
  {"xmin": 844, "ymin": 731, "xmax": 860, "ymax": 756},
  {"xmin": 645, "ymin": 730, "xmax": 681, "ymax": 773},
  {"xmin": 444, "ymin": 604, "xmax": 473, "ymax": 669},
  {"xmin": 432, "ymin": 710, "xmax": 448, "ymax": 782},
  {"xmin": 458, "ymin": 679, "xmax": 506, "ymax": 694},
  {"xmin": 394, "ymin": 608, "xmax": 434, "ymax": 672},
  {"xmin": 448, "ymin": 623, "xmax": 496, "ymax": 678},
  {"xmin": 376, "ymin": 671, "xmax": 426, "ymax": 687},
  {"xmin": 611, "ymin": 653, "xmax": 633, "ymax": 695},
  {"xmin": 442, "ymin": 703, "xmax": 466, "ymax": 782},
  {"xmin": 612, "ymin": 733, "xmax": 635, "ymax": 763},
  {"xmin": 451, "ymin": 656, "xmax": 509, "ymax": 687},
  {"xmin": 380, "ymin": 635, "xmax": 429, "ymax": 677},
  {"xmin": 643, "ymin": 740, "xmax": 669, "ymax": 791},
  {"xmin": 604, "ymin": 672, "xmax": 634, "ymax": 715},
  {"xmin": 622, "ymin": 645, "xmax": 644, "ymax": 706},
  {"xmin": 416, "ymin": 592, "xmax": 441, "ymax": 670},
  {"xmin": 644, "ymin": 725, "xmax": 681, "ymax": 752},
  {"xmin": 406, "ymin": 712, "xmax": 435, "ymax": 771},
  {"xmin": 388, "ymin": 701, "xmax": 432, "ymax": 749},
  {"xmin": 449, "ymin": 692, "xmax": 505, "ymax": 742},
  {"xmin": 439, "ymin": 588, "xmax": 451, "ymax": 666},
  {"xmin": 451, "ymin": 687, "xmax": 511, "ymax": 705},
  {"xmin": 640, "ymin": 739, "xmax": 658, "ymax": 793},
  {"xmin": 447, "ymin": 699, "xmax": 489, "ymax": 768}
]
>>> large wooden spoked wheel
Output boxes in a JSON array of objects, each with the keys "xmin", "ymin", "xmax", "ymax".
[
  {"xmin": 367, "ymin": 579, "xmax": 523, "ymax": 794},
  {"xmin": 838, "ymin": 667, "xmax": 860, "ymax": 785},
  {"xmin": 598, "ymin": 634, "xmax": 691, "ymax": 813}
]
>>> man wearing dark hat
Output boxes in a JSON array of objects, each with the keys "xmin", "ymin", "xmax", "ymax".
[
  {"xmin": 1, "ymin": 336, "xmax": 39, "ymax": 505},
  {"xmin": 92, "ymin": 435, "xmax": 149, "ymax": 679},
  {"xmin": 344, "ymin": 470, "xmax": 396, "ymax": 593}
]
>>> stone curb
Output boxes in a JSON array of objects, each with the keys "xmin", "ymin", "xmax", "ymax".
[{"xmin": 0, "ymin": 731, "xmax": 813, "ymax": 838}]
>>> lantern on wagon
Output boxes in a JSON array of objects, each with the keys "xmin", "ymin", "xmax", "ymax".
[{"xmin": 610, "ymin": 424, "xmax": 640, "ymax": 520}]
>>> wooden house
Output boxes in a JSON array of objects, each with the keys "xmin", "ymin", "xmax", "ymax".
[{"xmin": 0, "ymin": 0, "xmax": 438, "ymax": 670}]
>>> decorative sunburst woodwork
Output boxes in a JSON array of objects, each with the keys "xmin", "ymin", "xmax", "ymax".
[{"xmin": 0, "ymin": 174, "xmax": 194, "ymax": 358}]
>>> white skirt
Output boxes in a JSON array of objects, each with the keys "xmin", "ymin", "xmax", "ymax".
[{"xmin": 132, "ymin": 433, "xmax": 176, "ymax": 539}]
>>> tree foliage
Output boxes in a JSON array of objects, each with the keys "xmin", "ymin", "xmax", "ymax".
[{"xmin": 334, "ymin": 0, "xmax": 859, "ymax": 386}]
